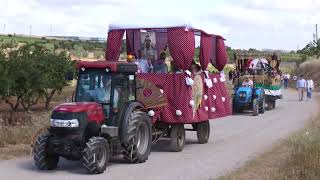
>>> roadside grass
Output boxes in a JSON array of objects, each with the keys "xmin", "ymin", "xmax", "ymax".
[
  {"xmin": 0, "ymin": 86, "xmax": 74, "ymax": 160},
  {"xmin": 0, "ymin": 111, "xmax": 50, "ymax": 159},
  {"xmin": 217, "ymin": 99, "xmax": 320, "ymax": 180}
]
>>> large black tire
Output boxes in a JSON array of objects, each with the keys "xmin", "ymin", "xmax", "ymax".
[
  {"xmin": 252, "ymin": 99, "xmax": 259, "ymax": 116},
  {"xmin": 170, "ymin": 124, "xmax": 185, "ymax": 152},
  {"xmin": 123, "ymin": 111, "xmax": 152, "ymax": 163},
  {"xmin": 265, "ymin": 100, "xmax": 272, "ymax": 111},
  {"xmin": 271, "ymin": 100, "xmax": 276, "ymax": 109},
  {"xmin": 196, "ymin": 121, "xmax": 210, "ymax": 144},
  {"xmin": 82, "ymin": 137, "xmax": 110, "ymax": 174},
  {"xmin": 232, "ymin": 103, "xmax": 238, "ymax": 114},
  {"xmin": 34, "ymin": 134, "xmax": 59, "ymax": 170}
]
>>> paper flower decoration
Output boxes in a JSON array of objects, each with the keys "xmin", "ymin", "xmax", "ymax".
[
  {"xmin": 211, "ymin": 107, "xmax": 216, "ymax": 112},
  {"xmin": 204, "ymin": 95, "xmax": 208, "ymax": 100},
  {"xmin": 205, "ymin": 106, "xmax": 209, "ymax": 111},
  {"xmin": 213, "ymin": 95, "xmax": 217, "ymax": 100},
  {"xmin": 221, "ymin": 97, "xmax": 226, "ymax": 102},
  {"xmin": 189, "ymin": 100, "xmax": 195, "ymax": 107},
  {"xmin": 148, "ymin": 110, "xmax": 155, "ymax": 117},
  {"xmin": 213, "ymin": 78, "xmax": 218, "ymax": 83},
  {"xmin": 176, "ymin": 110, "xmax": 182, "ymax": 116}
]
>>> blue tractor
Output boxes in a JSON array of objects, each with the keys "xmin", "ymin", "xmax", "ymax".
[{"xmin": 232, "ymin": 85, "xmax": 265, "ymax": 116}]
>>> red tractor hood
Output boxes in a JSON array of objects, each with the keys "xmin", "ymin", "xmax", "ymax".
[{"xmin": 53, "ymin": 102, "xmax": 105, "ymax": 124}]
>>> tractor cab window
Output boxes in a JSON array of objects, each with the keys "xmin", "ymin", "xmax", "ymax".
[{"xmin": 76, "ymin": 73, "xmax": 112, "ymax": 104}]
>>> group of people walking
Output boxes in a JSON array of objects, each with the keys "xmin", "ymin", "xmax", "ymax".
[{"xmin": 296, "ymin": 75, "xmax": 314, "ymax": 101}]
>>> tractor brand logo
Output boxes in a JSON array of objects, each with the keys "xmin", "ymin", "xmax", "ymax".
[
  {"xmin": 143, "ymin": 88, "xmax": 153, "ymax": 97},
  {"xmin": 191, "ymin": 74, "xmax": 203, "ymax": 118}
]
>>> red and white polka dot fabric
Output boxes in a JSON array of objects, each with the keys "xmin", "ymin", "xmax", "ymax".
[
  {"xmin": 137, "ymin": 73, "xmax": 231, "ymax": 124},
  {"xmin": 106, "ymin": 30, "xmax": 125, "ymax": 61},
  {"xmin": 167, "ymin": 28, "xmax": 195, "ymax": 70},
  {"xmin": 199, "ymin": 33, "xmax": 213, "ymax": 71},
  {"xmin": 215, "ymin": 36, "xmax": 228, "ymax": 71}
]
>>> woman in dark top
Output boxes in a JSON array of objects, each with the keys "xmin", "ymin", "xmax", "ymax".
[{"xmin": 153, "ymin": 51, "xmax": 168, "ymax": 73}]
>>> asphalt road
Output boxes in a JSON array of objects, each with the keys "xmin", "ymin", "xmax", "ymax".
[{"xmin": 0, "ymin": 89, "xmax": 318, "ymax": 180}]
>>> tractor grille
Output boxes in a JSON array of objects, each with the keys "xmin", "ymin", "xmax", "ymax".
[
  {"xmin": 239, "ymin": 91, "xmax": 247, "ymax": 102},
  {"xmin": 49, "ymin": 111, "xmax": 88, "ymax": 135}
]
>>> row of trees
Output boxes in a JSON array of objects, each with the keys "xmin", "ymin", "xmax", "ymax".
[
  {"xmin": 0, "ymin": 44, "xmax": 74, "ymax": 111},
  {"xmin": 297, "ymin": 39, "xmax": 320, "ymax": 58}
]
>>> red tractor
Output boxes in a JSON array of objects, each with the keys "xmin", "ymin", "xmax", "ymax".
[{"xmin": 33, "ymin": 24, "xmax": 231, "ymax": 174}]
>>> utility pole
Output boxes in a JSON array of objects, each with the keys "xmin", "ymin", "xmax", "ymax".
[
  {"xmin": 316, "ymin": 24, "xmax": 318, "ymax": 41},
  {"xmin": 29, "ymin": 25, "xmax": 32, "ymax": 38},
  {"xmin": 50, "ymin": 24, "xmax": 52, "ymax": 36}
]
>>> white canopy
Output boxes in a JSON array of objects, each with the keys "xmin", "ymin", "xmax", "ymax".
[
  {"xmin": 248, "ymin": 58, "xmax": 269, "ymax": 69},
  {"xmin": 108, "ymin": 18, "xmax": 217, "ymax": 35}
]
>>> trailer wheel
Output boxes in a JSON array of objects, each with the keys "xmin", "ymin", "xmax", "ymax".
[
  {"xmin": 170, "ymin": 124, "xmax": 185, "ymax": 152},
  {"xmin": 196, "ymin": 121, "xmax": 210, "ymax": 144},
  {"xmin": 82, "ymin": 137, "xmax": 110, "ymax": 174},
  {"xmin": 123, "ymin": 111, "xmax": 152, "ymax": 163},
  {"xmin": 34, "ymin": 134, "xmax": 59, "ymax": 170},
  {"xmin": 252, "ymin": 99, "xmax": 259, "ymax": 116}
]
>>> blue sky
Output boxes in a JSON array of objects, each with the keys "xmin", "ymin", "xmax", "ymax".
[{"xmin": 0, "ymin": 0, "xmax": 318, "ymax": 50}]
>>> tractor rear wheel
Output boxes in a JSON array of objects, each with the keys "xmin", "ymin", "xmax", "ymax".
[
  {"xmin": 34, "ymin": 134, "xmax": 59, "ymax": 170},
  {"xmin": 170, "ymin": 124, "xmax": 185, "ymax": 152},
  {"xmin": 196, "ymin": 121, "xmax": 210, "ymax": 144},
  {"xmin": 82, "ymin": 137, "xmax": 110, "ymax": 174},
  {"xmin": 123, "ymin": 111, "xmax": 152, "ymax": 163}
]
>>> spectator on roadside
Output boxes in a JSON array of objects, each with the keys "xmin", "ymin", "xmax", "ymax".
[
  {"xmin": 296, "ymin": 75, "xmax": 307, "ymax": 101},
  {"xmin": 283, "ymin": 73, "xmax": 289, "ymax": 89},
  {"xmin": 307, "ymin": 76, "xmax": 314, "ymax": 100}
]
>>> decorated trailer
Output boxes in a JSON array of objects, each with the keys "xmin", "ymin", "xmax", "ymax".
[
  {"xmin": 33, "ymin": 24, "xmax": 231, "ymax": 174},
  {"xmin": 233, "ymin": 57, "xmax": 282, "ymax": 110}
]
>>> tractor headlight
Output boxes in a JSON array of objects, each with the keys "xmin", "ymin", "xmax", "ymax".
[{"xmin": 50, "ymin": 119, "xmax": 79, "ymax": 128}]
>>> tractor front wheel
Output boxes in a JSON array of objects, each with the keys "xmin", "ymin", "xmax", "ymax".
[
  {"xmin": 34, "ymin": 134, "xmax": 59, "ymax": 170},
  {"xmin": 259, "ymin": 97, "xmax": 266, "ymax": 114},
  {"xmin": 252, "ymin": 99, "xmax": 259, "ymax": 116},
  {"xmin": 82, "ymin": 137, "xmax": 110, "ymax": 174}
]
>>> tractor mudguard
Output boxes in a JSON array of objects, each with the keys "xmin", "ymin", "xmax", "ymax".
[{"xmin": 119, "ymin": 102, "xmax": 144, "ymax": 144}]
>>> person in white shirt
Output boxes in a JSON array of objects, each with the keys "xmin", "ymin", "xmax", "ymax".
[
  {"xmin": 296, "ymin": 75, "xmax": 307, "ymax": 101},
  {"xmin": 136, "ymin": 50, "xmax": 153, "ymax": 73},
  {"xmin": 306, "ymin": 76, "xmax": 314, "ymax": 100}
]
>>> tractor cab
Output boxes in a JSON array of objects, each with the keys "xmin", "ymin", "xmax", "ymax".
[{"xmin": 74, "ymin": 61, "xmax": 137, "ymax": 126}]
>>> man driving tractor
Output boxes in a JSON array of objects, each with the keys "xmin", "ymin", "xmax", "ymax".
[{"xmin": 242, "ymin": 76, "xmax": 253, "ymax": 87}]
